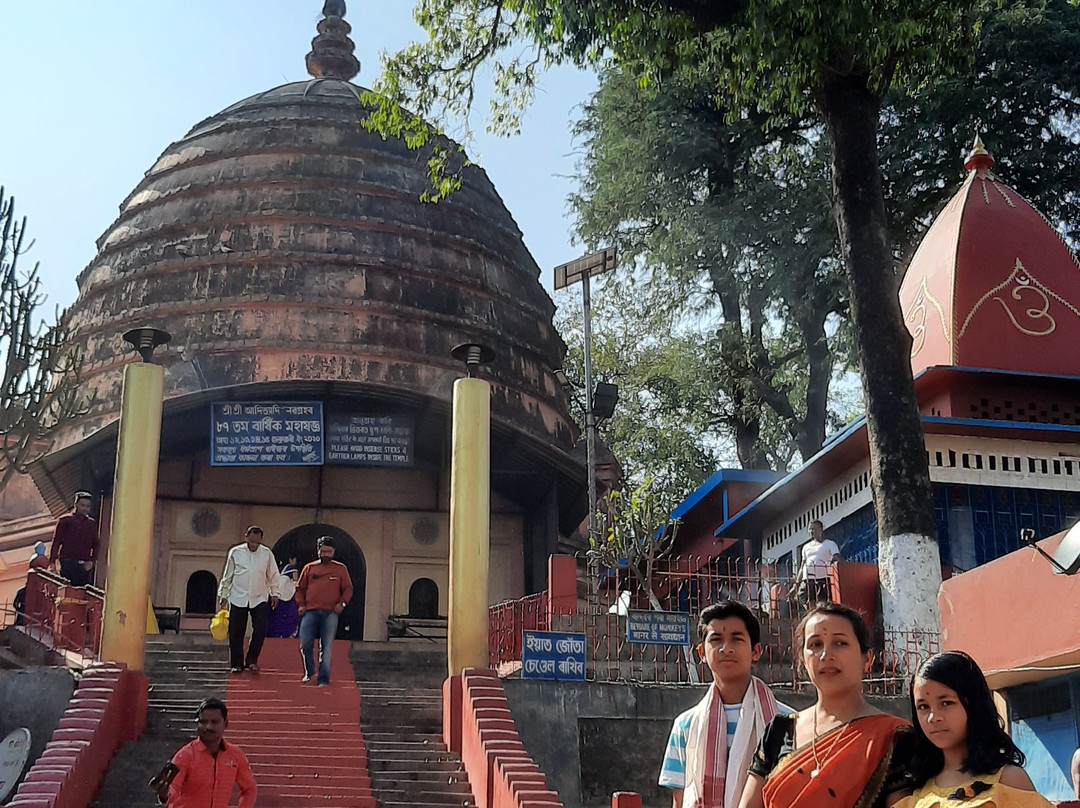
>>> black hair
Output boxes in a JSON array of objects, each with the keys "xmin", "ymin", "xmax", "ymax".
[
  {"xmin": 196, "ymin": 696, "xmax": 228, "ymax": 722},
  {"xmin": 794, "ymin": 602, "xmax": 872, "ymax": 660},
  {"xmin": 698, "ymin": 600, "xmax": 761, "ymax": 646},
  {"xmin": 908, "ymin": 651, "xmax": 1024, "ymax": 782},
  {"xmin": 244, "ymin": 525, "xmax": 263, "ymax": 536},
  {"xmin": 74, "ymin": 492, "xmax": 92, "ymax": 504},
  {"xmin": 317, "ymin": 535, "xmax": 335, "ymax": 548}
]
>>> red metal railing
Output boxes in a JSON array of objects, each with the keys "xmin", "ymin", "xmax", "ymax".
[
  {"xmin": 3, "ymin": 569, "xmax": 106, "ymax": 660},
  {"xmin": 488, "ymin": 555, "xmax": 940, "ymax": 696},
  {"xmin": 489, "ymin": 591, "xmax": 548, "ymax": 670}
]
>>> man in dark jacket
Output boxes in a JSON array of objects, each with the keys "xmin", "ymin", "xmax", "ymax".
[{"xmin": 49, "ymin": 492, "xmax": 99, "ymax": 587}]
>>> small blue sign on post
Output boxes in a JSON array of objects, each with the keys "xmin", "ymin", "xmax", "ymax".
[
  {"xmin": 626, "ymin": 609, "xmax": 693, "ymax": 646},
  {"xmin": 521, "ymin": 630, "xmax": 587, "ymax": 681}
]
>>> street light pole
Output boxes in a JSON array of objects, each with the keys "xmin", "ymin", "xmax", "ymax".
[
  {"xmin": 554, "ymin": 247, "xmax": 616, "ymax": 542},
  {"xmin": 581, "ymin": 270, "xmax": 597, "ymax": 541}
]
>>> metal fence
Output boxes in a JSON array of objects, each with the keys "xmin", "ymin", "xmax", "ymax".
[
  {"xmin": 488, "ymin": 555, "xmax": 939, "ymax": 696},
  {"xmin": 0, "ymin": 569, "xmax": 105, "ymax": 660}
]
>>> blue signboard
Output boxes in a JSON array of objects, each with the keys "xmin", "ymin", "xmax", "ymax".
[
  {"xmin": 211, "ymin": 402, "xmax": 323, "ymax": 466},
  {"xmin": 626, "ymin": 609, "xmax": 692, "ymax": 645},
  {"xmin": 325, "ymin": 415, "xmax": 414, "ymax": 466},
  {"xmin": 521, "ymin": 630, "xmax": 587, "ymax": 681}
]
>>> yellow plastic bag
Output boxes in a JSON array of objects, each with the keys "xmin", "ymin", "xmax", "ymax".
[{"xmin": 209, "ymin": 609, "xmax": 229, "ymax": 641}]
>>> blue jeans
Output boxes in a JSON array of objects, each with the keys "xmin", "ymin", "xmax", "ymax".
[{"xmin": 299, "ymin": 610, "xmax": 338, "ymax": 684}]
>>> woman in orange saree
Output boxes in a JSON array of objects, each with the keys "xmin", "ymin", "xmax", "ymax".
[{"xmin": 737, "ymin": 603, "xmax": 915, "ymax": 808}]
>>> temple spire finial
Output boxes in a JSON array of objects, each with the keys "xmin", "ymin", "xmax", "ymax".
[
  {"xmin": 305, "ymin": 0, "xmax": 360, "ymax": 81},
  {"xmin": 964, "ymin": 132, "xmax": 995, "ymax": 173}
]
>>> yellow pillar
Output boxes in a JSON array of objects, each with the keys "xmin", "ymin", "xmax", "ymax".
[
  {"xmin": 448, "ymin": 376, "xmax": 491, "ymax": 676},
  {"xmin": 100, "ymin": 362, "xmax": 164, "ymax": 671}
]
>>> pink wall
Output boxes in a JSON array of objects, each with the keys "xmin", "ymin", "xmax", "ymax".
[
  {"xmin": 939, "ymin": 530, "xmax": 1080, "ymax": 686},
  {"xmin": 10, "ymin": 663, "xmax": 147, "ymax": 808},
  {"xmin": 445, "ymin": 669, "xmax": 563, "ymax": 808}
]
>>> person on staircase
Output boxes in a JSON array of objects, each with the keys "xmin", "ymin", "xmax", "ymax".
[
  {"xmin": 296, "ymin": 535, "xmax": 353, "ymax": 685},
  {"xmin": 217, "ymin": 525, "xmax": 280, "ymax": 673},
  {"xmin": 154, "ymin": 696, "xmax": 256, "ymax": 808},
  {"xmin": 49, "ymin": 491, "xmax": 99, "ymax": 587}
]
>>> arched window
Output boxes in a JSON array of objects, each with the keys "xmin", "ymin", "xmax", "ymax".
[
  {"xmin": 408, "ymin": 578, "xmax": 439, "ymax": 619},
  {"xmin": 185, "ymin": 570, "xmax": 218, "ymax": 614}
]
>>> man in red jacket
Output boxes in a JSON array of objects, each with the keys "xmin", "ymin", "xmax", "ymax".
[
  {"xmin": 49, "ymin": 492, "xmax": 99, "ymax": 587},
  {"xmin": 296, "ymin": 536, "xmax": 353, "ymax": 685}
]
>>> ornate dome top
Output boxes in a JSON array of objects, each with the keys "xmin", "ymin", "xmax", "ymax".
[
  {"xmin": 899, "ymin": 136, "xmax": 1080, "ymax": 377},
  {"xmin": 55, "ymin": 2, "xmax": 575, "ymax": 465}
]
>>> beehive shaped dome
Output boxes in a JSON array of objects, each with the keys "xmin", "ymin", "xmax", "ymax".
[
  {"xmin": 55, "ymin": 2, "xmax": 575, "ymax": 462},
  {"xmin": 900, "ymin": 136, "xmax": 1080, "ymax": 376}
]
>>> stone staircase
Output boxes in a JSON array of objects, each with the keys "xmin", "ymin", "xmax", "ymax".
[
  {"xmin": 85, "ymin": 636, "xmax": 481, "ymax": 808},
  {"xmin": 352, "ymin": 642, "xmax": 476, "ymax": 808},
  {"xmin": 89, "ymin": 635, "xmax": 229, "ymax": 807},
  {"xmin": 223, "ymin": 639, "xmax": 375, "ymax": 807}
]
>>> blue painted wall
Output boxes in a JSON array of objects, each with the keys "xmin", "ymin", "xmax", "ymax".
[{"xmin": 829, "ymin": 484, "xmax": 1080, "ymax": 571}]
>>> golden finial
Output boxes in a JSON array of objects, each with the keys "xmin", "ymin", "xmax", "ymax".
[{"xmin": 964, "ymin": 133, "xmax": 994, "ymax": 172}]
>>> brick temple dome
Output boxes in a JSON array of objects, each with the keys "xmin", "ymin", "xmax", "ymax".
[{"xmin": 37, "ymin": 1, "xmax": 580, "ymax": 519}]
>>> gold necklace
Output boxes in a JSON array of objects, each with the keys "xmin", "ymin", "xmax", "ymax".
[{"xmin": 810, "ymin": 710, "xmax": 847, "ymax": 778}]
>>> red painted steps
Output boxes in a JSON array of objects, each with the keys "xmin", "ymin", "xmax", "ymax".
[{"xmin": 225, "ymin": 638, "xmax": 376, "ymax": 808}]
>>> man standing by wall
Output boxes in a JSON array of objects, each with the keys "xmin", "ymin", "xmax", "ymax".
[
  {"xmin": 153, "ymin": 697, "xmax": 256, "ymax": 807},
  {"xmin": 49, "ymin": 491, "xmax": 98, "ymax": 587},
  {"xmin": 218, "ymin": 526, "xmax": 279, "ymax": 674},
  {"xmin": 795, "ymin": 519, "xmax": 841, "ymax": 606},
  {"xmin": 296, "ymin": 536, "xmax": 353, "ymax": 685}
]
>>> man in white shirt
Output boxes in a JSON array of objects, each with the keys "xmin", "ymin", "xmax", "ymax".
[
  {"xmin": 218, "ymin": 526, "xmax": 279, "ymax": 673},
  {"xmin": 796, "ymin": 519, "xmax": 841, "ymax": 606}
]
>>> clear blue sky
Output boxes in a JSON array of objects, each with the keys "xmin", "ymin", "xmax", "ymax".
[{"xmin": 0, "ymin": 1, "xmax": 596, "ymax": 313}]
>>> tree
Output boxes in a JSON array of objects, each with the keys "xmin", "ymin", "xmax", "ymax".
[
  {"xmin": 368, "ymin": 0, "xmax": 976, "ymax": 635},
  {"xmin": 882, "ymin": 0, "xmax": 1080, "ymax": 257},
  {"xmin": 586, "ymin": 476, "xmax": 701, "ymax": 682},
  {"xmin": 568, "ymin": 66, "xmax": 849, "ymax": 470},
  {"xmin": 566, "ymin": 0, "xmax": 1080, "ymax": 488},
  {"xmin": 0, "ymin": 188, "xmax": 84, "ymax": 492}
]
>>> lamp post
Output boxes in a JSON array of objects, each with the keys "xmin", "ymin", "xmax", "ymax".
[
  {"xmin": 100, "ymin": 327, "xmax": 169, "ymax": 671},
  {"xmin": 553, "ymin": 248, "xmax": 617, "ymax": 541},
  {"xmin": 447, "ymin": 342, "xmax": 495, "ymax": 677}
]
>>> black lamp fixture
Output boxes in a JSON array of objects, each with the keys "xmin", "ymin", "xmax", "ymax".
[
  {"xmin": 451, "ymin": 342, "xmax": 496, "ymax": 378},
  {"xmin": 591, "ymin": 382, "xmax": 619, "ymax": 420},
  {"xmin": 122, "ymin": 327, "xmax": 171, "ymax": 363}
]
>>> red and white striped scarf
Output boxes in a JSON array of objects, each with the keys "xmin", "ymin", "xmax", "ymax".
[{"xmin": 684, "ymin": 677, "xmax": 781, "ymax": 808}]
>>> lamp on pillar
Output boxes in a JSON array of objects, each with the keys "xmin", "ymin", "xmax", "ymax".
[
  {"xmin": 447, "ymin": 342, "xmax": 494, "ymax": 677},
  {"xmin": 100, "ymin": 326, "xmax": 170, "ymax": 672}
]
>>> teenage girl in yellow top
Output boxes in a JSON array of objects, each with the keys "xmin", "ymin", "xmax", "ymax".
[{"xmin": 896, "ymin": 651, "xmax": 1053, "ymax": 808}]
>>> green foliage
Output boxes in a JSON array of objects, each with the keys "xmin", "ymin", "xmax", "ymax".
[
  {"xmin": 568, "ymin": 65, "xmax": 852, "ymax": 471},
  {"xmin": 882, "ymin": 0, "xmax": 1080, "ymax": 254},
  {"xmin": 367, "ymin": 0, "xmax": 975, "ymax": 180},
  {"xmin": 586, "ymin": 476, "xmax": 681, "ymax": 608}
]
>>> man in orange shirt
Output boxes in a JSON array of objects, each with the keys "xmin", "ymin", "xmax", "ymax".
[
  {"xmin": 296, "ymin": 536, "xmax": 353, "ymax": 685},
  {"xmin": 155, "ymin": 697, "xmax": 255, "ymax": 808}
]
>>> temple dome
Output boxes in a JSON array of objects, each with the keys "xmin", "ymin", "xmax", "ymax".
[
  {"xmin": 899, "ymin": 136, "xmax": 1080, "ymax": 377},
  {"xmin": 40, "ymin": 2, "xmax": 579, "ymax": 515}
]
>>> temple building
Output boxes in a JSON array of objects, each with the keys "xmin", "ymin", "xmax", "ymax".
[
  {"xmin": 3, "ymin": 2, "xmax": 585, "ymax": 639},
  {"xmin": 672, "ymin": 137, "xmax": 1080, "ymax": 799}
]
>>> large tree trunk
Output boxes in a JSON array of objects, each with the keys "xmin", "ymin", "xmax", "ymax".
[{"xmin": 817, "ymin": 73, "xmax": 941, "ymax": 637}]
